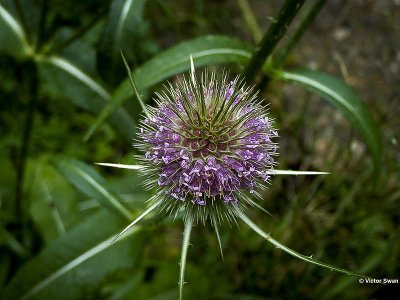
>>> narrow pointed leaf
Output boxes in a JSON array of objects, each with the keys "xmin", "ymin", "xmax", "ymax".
[
  {"xmin": 0, "ymin": 3, "xmax": 32, "ymax": 57},
  {"xmin": 236, "ymin": 209, "xmax": 369, "ymax": 279},
  {"xmin": 272, "ymin": 69, "xmax": 382, "ymax": 172},
  {"xmin": 211, "ymin": 216, "xmax": 224, "ymax": 260},
  {"xmin": 95, "ymin": 162, "xmax": 145, "ymax": 170},
  {"xmin": 117, "ymin": 35, "xmax": 251, "ymax": 102},
  {"xmin": 85, "ymin": 35, "xmax": 252, "ymax": 140},
  {"xmin": 179, "ymin": 216, "xmax": 193, "ymax": 300},
  {"xmin": 111, "ymin": 200, "xmax": 161, "ymax": 243},
  {"xmin": 37, "ymin": 56, "xmax": 136, "ymax": 142},
  {"xmin": 54, "ymin": 158, "xmax": 133, "ymax": 220},
  {"xmin": 104, "ymin": 0, "xmax": 147, "ymax": 50},
  {"xmin": 99, "ymin": 0, "xmax": 149, "ymax": 61},
  {"xmin": 267, "ymin": 169, "xmax": 329, "ymax": 175},
  {"xmin": 46, "ymin": 56, "xmax": 110, "ymax": 99},
  {"xmin": 0, "ymin": 224, "xmax": 29, "ymax": 257},
  {"xmin": 2, "ymin": 210, "xmax": 144, "ymax": 300},
  {"xmin": 190, "ymin": 54, "xmax": 196, "ymax": 84},
  {"xmin": 97, "ymin": 0, "xmax": 153, "ymax": 85},
  {"xmin": 320, "ymin": 251, "xmax": 385, "ymax": 299},
  {"xmin": 120, "ymin": 51, "xmax": 149, "ymax": 117}
]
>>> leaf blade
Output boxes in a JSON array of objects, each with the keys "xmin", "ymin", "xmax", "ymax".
[
  {"xmin": 101, "ymin": 0, "xmax": 148, "ymax": 53},
  {"xmin": 267, "ymin": 170, "xmax": 329, "ymax": 175},
  {"xmin": 236, "ymin": 209, "xmax": 369, "ymax": 279},
  {"xmin": 0, "ymin": 3, "xmax": 32, "ymax": 57},
  {"xmin": 273, "ymin": 69, "xmax": 382, "ymax": 171},
  {"xmin": 45, "ymin": 56, "xmax": 110, "ymax": 100},
  {"xmin": 2, "ymin": 210, "xmax": 143, "ymax": 300},
  {"xmin": 37, "ymin": 55, "xmax": 136, "ymax": 142},
  {"xmin": 84, "ymin": 35, "xmax": 252, "ymax": 140},
  {"xmin": 54, "ymin": 158, "xmax": 133, "ymax": 221}
]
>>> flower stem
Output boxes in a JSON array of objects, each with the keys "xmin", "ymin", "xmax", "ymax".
[
  {"xmin": 44, "ymin": 8, "xmax": 106, "ymax": 55},
  {"xmin": 274, "ymin": 0, "xmax": 328, "ymax": 67},
  {"xmin": 36, "ymin": 0, "xmax": 48, "ymax": 51},
  {"xmin": 15, "ymin": 62, "xmax": 38, "ymax": 243},
  {"xmin": 237, "ymin": 0, "xmax": 262, "ymax": 42},
  {"xmin": 242, "ymin": 0, "xmax": 305, "ymax": 82},
  {"xmin": 179, "ymin": 215, "xmax": 193, "ymax": 300},
  {"xmin": 236, "ymin": 208, "xmax": 370, "ymax": 279}
]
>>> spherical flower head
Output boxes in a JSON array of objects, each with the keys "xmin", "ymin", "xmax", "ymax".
[{"xmin": 137, "ymin": 70, "xmax": 278, "ymax": 223}]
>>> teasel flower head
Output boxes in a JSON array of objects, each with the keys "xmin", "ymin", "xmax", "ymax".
[
  {"xmin": 98, "ymin": 57, "xmax": 367, "ymax": 300},
  {"xmin": 135, "ymin": 69, "xmax": 278, "ymax": 224}
]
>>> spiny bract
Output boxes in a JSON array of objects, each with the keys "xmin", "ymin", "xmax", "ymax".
[{"xmin": 136, "ymin": 71, "xmax": 278, "ymax": 224}]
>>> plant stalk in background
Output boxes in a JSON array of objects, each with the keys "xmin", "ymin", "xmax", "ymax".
[
  {"xmin": 243, "ymin": 0, "xmax": 305, "ymax": 82},
  {"xmin": 15, "ymin": 62, "xmax": 39, "ymax": 247},
  {"xmin": 274, "ymin": 0, "xmax": 328, "ymax": 67}
]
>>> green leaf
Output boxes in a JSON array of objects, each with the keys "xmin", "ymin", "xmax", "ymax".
[
  {"xmin": 0, "ymin": 252, "xmax": 11, "ymax": 288},
  {"xmin": 320, "ymin": 251, "xmax": 385, "ymax": 299},
  {"xmin": 236, "ymin": 208, "xmax": 369, "ymax": 279},
  {"xmin": 2, "ymin": 210, "xmax": 144, "ymax": 300},
  {"xmin": 27, "ymin": 159, "xmax": 90, "ymax": 243},
  {"xmin": 84, "ymin": 35, "xmax": 252, "ymax": 141},
  {"xmin": 97, "ymin": 0, "xmax": 155, "ymax": 85},
  {"xmin": 37, "ymin": 55, "xmax": 136, "ymax": 142},
  {"xmin": 273, "ymin": 68, "xmax": 382, "ymax": 171},
  {"xmin": 54, "ymin": 158, "xmax": 133, "ymax": 221},
  {"xmin": 0, "ymin": 3, "xmax": 32, "ymax": 57},
  {"xmin": 0, "ymin": 223, "xmax": 28, "ymax": 257},
  {"xmin": 45, "ymin": 56, "xmax": 110, "ymax": 99},
  {"xmin": 109, "ymin": 272, "xmax": 143, "ymax": 300},
  {"xmin": 102, "ymin": 0, "xmax": 147, "ymax": 52}
]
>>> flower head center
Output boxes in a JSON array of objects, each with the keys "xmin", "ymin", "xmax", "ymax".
[{"xmin": 182, "ymin": 122, "xmax": 233, "ymax": 158}]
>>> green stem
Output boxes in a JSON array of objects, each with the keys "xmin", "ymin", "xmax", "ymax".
[
  {"xmin": 15, "ymin": 62, "xmax": 38, "ymax": 238},
  {"xmin": 0, "ymin": 223, "xmax": 29, "ymax": 257},
  {"xmin": 179, "ymin": 216, "xmax": 193, "ymax": 300},
  {"xmin": 237, "ymin": 0, "xmax": 262, "ymax": 42},
  {"xmin": 274, "ymin": 0, "xmax": 328, "ymax": 67},
  {"xmin": 44, "ymin": 8, "xmax": 106, "ymax": 55},
  {"xmin": 242, "ymin": 0, "xmax": 305, "ymax": 82},
  {"xmin": 35, "ymin": 0, "xmax": 49, "ymax": 51}
]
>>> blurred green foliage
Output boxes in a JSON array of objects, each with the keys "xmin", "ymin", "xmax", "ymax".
[{"xmin": 0, "ymin": 0, "xmax": 398, "ymax": 299}]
